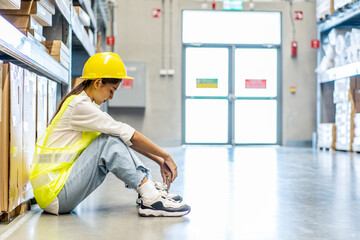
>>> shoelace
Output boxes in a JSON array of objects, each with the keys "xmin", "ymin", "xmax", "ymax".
[
  {"xmin": 160, "ymin": 194, "xmax": 177, "ymax": 203},
  {"xmin": 155, "ymin": 182, "xmax": 178, "ymax": 202},
  {"xmin": 154, "ymin": 181, "xmax": 168, "ymax": 191}
]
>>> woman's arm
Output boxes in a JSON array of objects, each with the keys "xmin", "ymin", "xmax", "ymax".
[
  {"xmin": 130, "ymin": 130, "xmax": 178, "ymax": 183},
  {"xmin": 130, "ymin": 145, "xmax": 173, "ymax": 188}
]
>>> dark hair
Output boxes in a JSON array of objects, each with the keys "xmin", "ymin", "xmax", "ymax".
[{"xmin": 50, "ymin": 78, "xmax": 122, "ymax": 124}]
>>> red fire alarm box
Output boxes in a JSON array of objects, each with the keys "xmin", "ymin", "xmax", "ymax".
[
  {"xmin": 107, "ymin": 36, "xmax": 115, "ymax": 46},
  {"xmin": 311, "ymin": 39, "xmax": 320, "ymax": 49},
  {"xmin": 291, "ymin": 41, "xmax": 297, "ymax": 57}
]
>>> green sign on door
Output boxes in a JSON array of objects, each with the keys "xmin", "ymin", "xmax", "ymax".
[{"xmin": 196, "ymin": 78, "xmax": 218, "ymax": 88}]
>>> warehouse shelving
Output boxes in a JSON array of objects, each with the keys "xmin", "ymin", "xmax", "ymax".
[
  {"xmin": 320, "ymin": 62, "xmax": 360, "ymax": 83},
  {"xmin": 0, "ymin": 0, "xmax": 110, "ymax": 82},
  {"xmin": 54, "ymin": 0, "xmax": 70, "ymax": 24},
  {"xmin": 316, "ymin": 1, "xmax": 360, "ymax": 149},
  {"xmin": 77, "ymin": 0, "xmax": 97, "ymax": 30},
  {"xmin": 72, "ymin": 10, "xmax": 96, "ymax": 57},
  {"xmin": 0, "ymin": 14, "xmax": 69, "ymax": 84},
  {"xmin": 318, "ymin": 2, "xmax": 360, "ymax": 33}
]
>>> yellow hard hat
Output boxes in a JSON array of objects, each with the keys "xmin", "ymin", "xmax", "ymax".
[{"xmin": 81, "ymin": 52, "xmax": 133, "ymax": 79}]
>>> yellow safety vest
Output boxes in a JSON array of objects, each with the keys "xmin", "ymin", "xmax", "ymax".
[{"xmin": 30, "ymin": 94, "xmax": 100, "ymax": 209}]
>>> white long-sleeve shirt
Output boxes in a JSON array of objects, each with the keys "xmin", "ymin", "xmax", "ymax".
[
  {"xmin": 46, "ymin": 90, "xmax": 135, "ymax": 148},
  {"xmin": 43, "ymin": 90, "xmax": 135, "ymax": 214}
]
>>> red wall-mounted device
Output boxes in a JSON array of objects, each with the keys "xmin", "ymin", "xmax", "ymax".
[{"xmin": 291, "ymin": 41, "xmax": 297, "ymax": 57}]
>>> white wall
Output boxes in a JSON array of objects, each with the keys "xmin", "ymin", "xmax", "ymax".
[{"xmin": 109, "ymin": 0, "xmax": 317, "ymax": 147}]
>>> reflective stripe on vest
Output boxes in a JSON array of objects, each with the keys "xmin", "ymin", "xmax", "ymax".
[
  {"xmin": 32, "ymin": 152, "xmax": 78, "ymax": 164},
  {"xmin": 30, "ymin": 94, "xmax": 100, "ymax": 209}
]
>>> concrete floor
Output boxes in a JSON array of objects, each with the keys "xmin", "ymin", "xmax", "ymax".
[{"xmin": 1, "ymin": 146, "xmax": 360, "ymax": 240}]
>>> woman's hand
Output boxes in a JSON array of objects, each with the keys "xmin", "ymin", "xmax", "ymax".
[
  {"xmin": 163, "ymin": 155, "xmax": 178, "ymax": 183},
  {"xmin": 160, "ymin": 161, "xmax": 173, "ymax": 190}
]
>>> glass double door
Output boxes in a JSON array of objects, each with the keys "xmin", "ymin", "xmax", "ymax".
[{"xmin": 184, "ymin": 46, "xmax": 280, "ymax": 144}]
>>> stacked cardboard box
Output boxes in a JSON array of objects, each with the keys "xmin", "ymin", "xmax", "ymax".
[
  {"xmin": 72, "ymin": 77, "xmax": 83, "ymax": 89},
  {"xmin": 334, "ymin": 77, "xmax": 355, "ymax": 151},
  {"xmin": 36, "ymin": 75, "xmax": 47, "ymax": 140},
  {"xmin": 0, "ymin": 0, "xmax": 55, "ymax": 49},
  {"xmin": 0, "ymin": 62, "xmax": 34, "ymax": 213},
  {"xmin": 73, "ymin": 5, "xmax": 96, "ymax": 47},
  {"xmin": 316, "ymin": 0, "xmax": 335, "ymax": 21},
  {"xmin": 47, "ymin": 79, "xmax": 57, "ymax": 125},
  {"xmin": 22, "ymin": 69, "xmax": 36, "ymax": 202},
  {"xmin": 0, "ymin": 0, "xmax": 21, "ymax": 9},
  {"xmin": 317, "ymin": 123, "xmax": 336, "ymax": 149},
  {"xmin": 74, "ymin": 6, "xmax": 90, "ymax": 27},
  {"xmin": 41, "ymin": 40, "xmax": 70, "ymax": 69},
  {"xmin": 0, "ymin": 61, "xmax": 10, "ymax": 213},
  {"xmin": 0, "ymin": 62, "xmax": 57, "ymax": 217}
]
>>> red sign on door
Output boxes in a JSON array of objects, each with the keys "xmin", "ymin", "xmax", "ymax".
[
  {"xmin": 122, "ymin": 79, "xmax": 133, "ymax": 89},
  {"xmin": 294, "ymin": 11, "xmax": 303, "ymax": 20},
  {"xmin": 152, "ymin": 8, "xmax": 161, "ymax": 18},
  {"xmin": 311, "ymin": 39, "xmax": 320, "ymax": 49},
  {"xmin": 245, "ymin": 79, "xmax": 267, "ymax": 89},
  {"xmin": 106, "ymin": 36, "xmax": 115, "ymax": 46}
]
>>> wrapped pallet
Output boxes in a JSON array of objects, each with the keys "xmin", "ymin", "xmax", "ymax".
[
  {"xmin": 334, "ymin": 78, "xmax": 355, "ymax": 151},
  {"xmin": 317, "ymin": 123, "xmax": 336, "ymax": 149},
  {"xmin": 352, "ymin": 114, "xmax": 360, "ymax": 151}
]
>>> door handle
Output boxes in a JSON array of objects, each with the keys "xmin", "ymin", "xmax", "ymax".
[{"xmin": 228, "ymin": 93, "xmax": 236, "ymax": 101}]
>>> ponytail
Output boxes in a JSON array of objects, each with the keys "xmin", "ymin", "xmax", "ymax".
[
  {"xmin": 49, "ymin": 78, "xmax": 122, "ymax": 124},
  {"xmin": 50, "ymin": 80, "xmax": 91, "ymax": 124}
]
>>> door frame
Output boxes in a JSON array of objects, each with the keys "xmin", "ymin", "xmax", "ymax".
[{"xmin": 182, "ymin": 43, "xmax": 282, "ymax": 145}]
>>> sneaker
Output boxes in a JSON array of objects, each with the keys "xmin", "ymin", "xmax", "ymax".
[
  {"xmin": 138, "ymin": 194, "xmax": 191, "ymax": 217},
  {"xmin": 136, "ymin": 181, "xmax": 183, "ymax": 205}
]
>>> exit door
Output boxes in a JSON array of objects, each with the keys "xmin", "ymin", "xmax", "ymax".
[
  {"xmin": 182, "ymin": 10, "xmax": 281, "ymax": 145},
  {"xmin": 184, "ymin": 47, "xmax": 280, "ymax": 144}
]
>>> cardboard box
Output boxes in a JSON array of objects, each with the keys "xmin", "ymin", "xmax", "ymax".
[
  {"xmin": 0, "ymin": 1, "xmax": 53, "ymax": 26},
  {"xmin": 0, "ymin": 62, "xmax": 10, "ymax": 212},
  {"xmin": 18, "ymin": 28, "xmax": 35, "ymax": 36},
  {"xmin": 38, "ymin": 0, "xmax": 55, "ymax": 15},
  {"xmin": 47, "ymin": 80, "xmax": 57, "ymax": 125},
  {"xmin": 9, "ymin": 63, "xmax": 23, "ymax": 211},
  {"xmin": 1, "ymin": 14, "xmax": 43, "ymax": 36},
  {"xmin": 17, "ymin": 0, "xmax": 55, "ymax": 14},
  {"xmin": 72, "ymin": 77, "xmax": 83, "ymax": 89},
  {"xmin": 41, "ymin": 40, "xmax": 70, "ymax": 57},
  {"xmin": 22, "ymin": 69, "xmax": 36, "ymax": 203},
  {"xmin": 74, "ymin": 6, "xmax": 90, "ymax": 27},
  {"xmin": 36, "ymin": 76, "xmax": 47, "ymax": 140},
  {"xmin": 0, "ymin": 0, "xmax": 21, "ymax": 9}
]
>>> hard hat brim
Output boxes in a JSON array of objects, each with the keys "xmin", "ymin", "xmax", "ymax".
[{"xmin": 80, "ymin": 75, "xmax": 134, "ymax": 80}]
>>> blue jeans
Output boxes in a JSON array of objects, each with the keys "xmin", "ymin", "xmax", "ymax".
[{"xmin": 57, "ymin": 134, "xmax": 150, "ymax": 214}]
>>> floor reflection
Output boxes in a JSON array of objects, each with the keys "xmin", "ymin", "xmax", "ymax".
[{"xmin": 3, "ymin": 146, "xmax": 360, "ymax": 240}]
